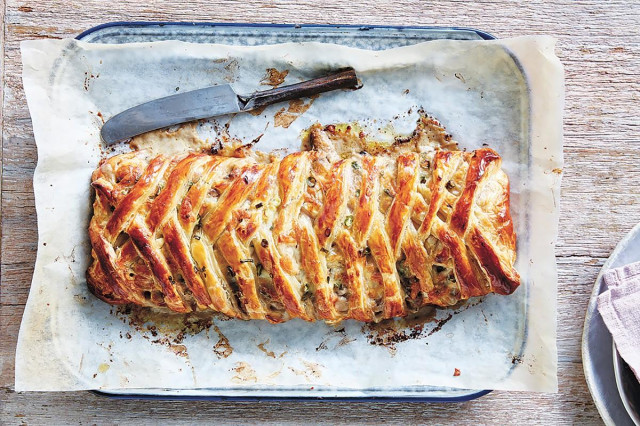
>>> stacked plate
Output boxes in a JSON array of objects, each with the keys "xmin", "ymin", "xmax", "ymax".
[
  {"xmin": 613, "ymin": 342, "xmax": 640, "ymax": 425},
  {"xmin": 583, "ymin": 222, "xmax": 640, "ymax": 426}
]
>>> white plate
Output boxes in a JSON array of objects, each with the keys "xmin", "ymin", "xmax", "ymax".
[
  {"xmin": 613, "ymin": 343, "xmax": 640, "ymax": 425},
  {"xmin": 583, "ymin": 222, "xmax": 640, "ymax": 426}
]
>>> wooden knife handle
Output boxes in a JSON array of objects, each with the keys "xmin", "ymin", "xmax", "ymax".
[{"xmin": 240, "ymin": 68, "xmax": 360, "ymax": 111}]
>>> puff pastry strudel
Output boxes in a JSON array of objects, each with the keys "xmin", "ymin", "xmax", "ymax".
[{"xmin": 87, "ymin": 118, "xmax": 520, "ymax": 323}]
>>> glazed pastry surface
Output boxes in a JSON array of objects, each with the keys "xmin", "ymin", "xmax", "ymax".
[{"xmin": 87, "ymin": 118, "xmax": 520, "ymax": 323}]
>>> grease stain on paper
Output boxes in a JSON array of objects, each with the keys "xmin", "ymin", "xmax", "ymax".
[
  {"xmin": 288, "ymin": 360, "xmax": 324, "ymax": 382},
  {"xmin": 170, "ymin": 344, "xmax": 188, "ymax": 357},
  {"xmin": 212, "ymin": 325, "xmax": 233, "ymax": 359},
  {"xmin": 223, "ymin": 59, "xmax": 240, "ymax": 83},
  {"xmin": 363, "ymin": 300, "xmax": 483, "ymax": 355},
  {"xmin": 83, "ymin": 70, "xmax": 99, "ymax": 91},
  {"xmin": 316, "ymin": 326, "xmax": 355, "ymax": 352},
  {"xmin": 114, "ymin": 305, "xmax": 214, "ymax": 338},
  {"xmin": 114, "ymin": 306, "xmax": 204, "ymax": 385},
  {"xmin": 257, "ymin": 340, "xmax": 276, "ymax": 358},
  {"xmin": 129, "ymin": 123, "xmax": 208, "ymax": 156},
  {"xmin": 231, "ymin": 362, "xmax": 258, "ymax": 383},
  {"xmin": 257, "ymin": 339, "xmax": 286, "ymax": 359},
  {"xmin": 274, "ymin": 97, "xmax": 317, "ymax": 129},
  {"xmin": 260, "ymin": 68, "xmax": 289, "ymax": 87}
]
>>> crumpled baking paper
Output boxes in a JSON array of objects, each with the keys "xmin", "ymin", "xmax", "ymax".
[{"xmin": 16, "ymin": 36, "xmax": 563, "ymax": 393}]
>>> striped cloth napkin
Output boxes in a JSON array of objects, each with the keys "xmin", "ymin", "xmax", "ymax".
[{"xmin": 598, "ymin": 261, "xmax": 640, "ymax": 381}]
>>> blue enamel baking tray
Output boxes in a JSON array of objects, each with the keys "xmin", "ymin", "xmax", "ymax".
[{"xmin": 78, "ymin": 21, "xmax": 495, "ymax": 402}]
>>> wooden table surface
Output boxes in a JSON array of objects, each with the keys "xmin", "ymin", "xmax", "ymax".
[{"xmin": 1, "ymin": 1, "xmax": 638, "ymax": 424}]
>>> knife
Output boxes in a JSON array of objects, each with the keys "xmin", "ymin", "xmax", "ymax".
[{"xmin": 101, "ymin": 68, "xmax": 360, "ymax": 145}]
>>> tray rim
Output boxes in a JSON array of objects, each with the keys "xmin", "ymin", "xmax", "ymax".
[
  {"xmin": 76, "ymin": 21, "xmax": 496, "ymax": 42},
  {"xmin": 91, "ymin": 389, "xmax": 492, "ymax": 402},
  {"xmin": 77, "ymin": 20, "xmax": 497, "ymax": 403}
]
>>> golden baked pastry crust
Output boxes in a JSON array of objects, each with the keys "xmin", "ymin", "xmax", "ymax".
[{"xmin": 87, "ymin": 118, "xmax": 520, "ymax": 323}]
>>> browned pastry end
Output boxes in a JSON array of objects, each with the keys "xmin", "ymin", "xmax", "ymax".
[{"xmin": 87, "ymin": 118, "xmax": 520, "ymax": 323}]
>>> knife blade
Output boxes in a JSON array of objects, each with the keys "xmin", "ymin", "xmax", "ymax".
[{"xmin": 101, "ymin": 68, "xmax": 359, "ymax": 145}]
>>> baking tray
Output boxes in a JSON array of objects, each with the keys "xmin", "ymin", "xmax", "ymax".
[{"xmin": 77, "ymin": 22, "xmax": 496, "ymax": 402}]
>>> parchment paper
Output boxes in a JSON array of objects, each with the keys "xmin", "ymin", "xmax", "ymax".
[{"xmin": 16, "ymin": 36, "xmax": 563, "ymax": 393}]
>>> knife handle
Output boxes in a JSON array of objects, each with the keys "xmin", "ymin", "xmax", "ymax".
[{"xmin": 240, "ymin": 68, "xmax": 360, "ymax": 111}]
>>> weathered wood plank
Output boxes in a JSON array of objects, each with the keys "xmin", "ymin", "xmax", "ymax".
[
  {"xmin": 0, "ymin": 0, "xmax": 5, "ymax": 265},
  {"xmin": 2, "ymin": 0, "xmax": 639, "ymax": 424},
  {"xmin": 0, "ymin": 359, "xmax": 597, "ymax": 426}
]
